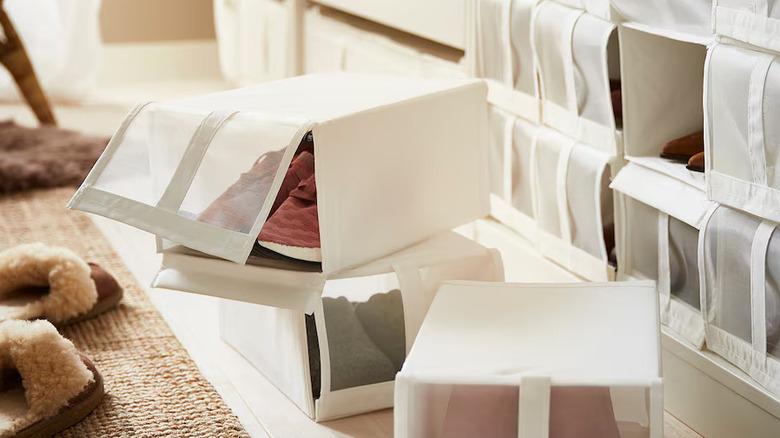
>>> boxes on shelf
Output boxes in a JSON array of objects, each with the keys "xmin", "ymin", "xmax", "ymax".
[
  {"xmin": 611, "ymin": 163, "xmax": 716, "ymax": 348},
  {"xmin": 469, "ymin": 0, "xmax": 540, "ymax": 121},
  {"xmin": 395, "ymin": 281, "xmax": 663, "ymax": 438},
  {"xmin": 610, "ymin": 0, "xmax": 712, "ymax": 38},
  {"xmin": 705, "ymin": 42, "xmax": 780, "ymax": 223},
  {"xmin": 532, "ymin": 0, "xmax": 622, "ymax": 155},
  {"xmin": 219, "ymin": 232, "xmax": 504, "ymax": 421},
  {"xmin": 700, "ymin": 205, "xmax": 780, "ymax": 397},
  {"xmin": 714, "ymin": 0, "xmax": 780, "ymax": 53},
  {"xmin": 532, "ymin": 127, "xmax": 615, "ymax": 281},
  {"xmin": 304, "ymin": 6, "xmax": 465, "ymax": 79},
  {"xmin": 619, "ymin": 23, "xmax": 708, "ymax": 189},
  {"xmin": 214, "ymin": 0, "xmax": 291, "ymax": 84},
  {"xmin": 69, "ymin": 73, "xmax": 490, "ymax": 312}
]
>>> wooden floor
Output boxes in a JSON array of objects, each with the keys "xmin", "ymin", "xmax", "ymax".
[{"xmin": 0, "ymin": 87, "xmax": 702, "ymax": 438}]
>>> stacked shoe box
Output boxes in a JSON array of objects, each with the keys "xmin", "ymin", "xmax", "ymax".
[
  {"xmin": 68, "ymin": 73, "xmax": 505, "ymax": 420},
  {"xmin": 303, "ymin": 5, "xmax": 466, "ymax": 80},
  {"xmin": 394, "ymin": 281, "xmax": 664, "ymax": 438},
  {"xmin": 699, "ymin": 5, "xmax": 780, "ymax": 398},
  {"xmin": 472, "ymin": 0, "xmax": 620, "ymax": 281},
  {"xmin": 213, "ymin": 0, "xmax": 293, "ymax": 84},
  {"xmin": 608, "ymin": 2, "xmax": 714, "ymax": 350},
  {"xmin": 610, "ymin": 0, "xmax": 780, "ymax": 399}
]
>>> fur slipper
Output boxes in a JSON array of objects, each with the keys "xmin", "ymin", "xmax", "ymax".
[
  {"xmin": 0, "ymin": 243, "xmax": 123, "ymax": 325},
  {"xmin": 0, "ymin": 320, "xmax": 104, "ymax": 437}
]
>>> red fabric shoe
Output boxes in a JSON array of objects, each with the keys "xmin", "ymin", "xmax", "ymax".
[
  {"xmin": 270, "ymin": 150, "xmax": 314, "ymax": 216},
  {"xmin": 258, "ymin": 173, "xmax": 321, "ymax": 262}
]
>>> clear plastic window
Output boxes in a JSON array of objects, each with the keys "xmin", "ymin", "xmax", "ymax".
[
  {"xmin": 488, "ymin": 106, "xmax": 512, "ymax": 198},
  {"xmin": 478, "ymin": 0, "xmax": 510, "ymax": 85},
  {"xmin": 534, "ymin": 134, "xmax": 562, "ymax": 237},
  {"xmin": 510, "ymin": 0, "xmax": 536, "ymax": 95}
]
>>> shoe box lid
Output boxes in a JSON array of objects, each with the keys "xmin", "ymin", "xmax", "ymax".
[
  {"xmin": 152, "ymin": 231, "xmax": 502, "ymax": 313},
  {"xmin": 400, "ymin": 280, "xmax": 661, "ymax": 386},
  {"xmin": 610, "ymin": 162, "xmax": 715, "ymax": 229},
  {"xmin": 68, "ymin": 73, "xmax": 489, "ymax": 273}
]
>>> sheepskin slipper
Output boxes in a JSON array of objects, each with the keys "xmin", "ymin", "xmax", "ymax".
[
  {"xmin": 0, "ymin": 243, "xmax": 123, "ymax": 325},
  {"xmin": 0, "ymin": 320, "xmax": 104, "ymax": 437}
]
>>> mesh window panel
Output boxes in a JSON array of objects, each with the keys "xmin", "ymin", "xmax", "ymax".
[
  {"xmin": 321, "ymin": 274, "xmax": 404, "ymax": 391},
  {"xmin": 704, "ymin": 207, "xmax": 761, "ymax": 342},
  {"xmin": 478, "ymin": 0, "xmax": 509, "ymax": 84},
  {"xmin": 93, "ymin": 106, "xmax": 204, "ymax": 205},
  {"xmin": 572, "ymin": 14, "xmax": 613, "ymax": 127},
  {"xmin": 566, "ymin": 146, "xmax": 608, "ymax": 258},
  {"xmin": 511, "ymin": 118, "xmax": 536, "ymax": 217},
  {"xmin": 488, "ymin": 106, "xmax": 512, "ymax": 198},
  {"xmin": 669, "ymin": 217, "xmax": 701, "ymax": 310},
  {"xmin": 625, "ymin": 198, "xmax": 658, "ymax": 280},
  {"xmin": 766, "ymin": 229, "xmax": 780, "ymax": 359},
  {"xmin": 510, "ymin": 0, "xmax": 536, "ymax": 94}
]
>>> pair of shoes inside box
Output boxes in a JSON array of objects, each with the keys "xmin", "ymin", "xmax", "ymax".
[
  {"xmin": 196, "ymin": 132, "xmax": 322, "ymax": 264},
  {"xmin": 305, "ymin": 289, "xmax": 405, "ymax": 399},
  {"xmin": 659, "ymin": 130, "xmax": 705, "ymax": 172}
]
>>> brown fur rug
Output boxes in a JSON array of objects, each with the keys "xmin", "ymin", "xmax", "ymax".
[{"xmin": 0, "ymin": 120, "xmax": 108, "ymax": 194}]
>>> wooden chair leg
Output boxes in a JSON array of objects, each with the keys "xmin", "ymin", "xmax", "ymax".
[{"xmin": 0, "ymin": 3, "xmax": 57, "ymax": 126}]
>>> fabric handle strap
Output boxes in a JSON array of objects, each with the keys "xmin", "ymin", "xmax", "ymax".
[
  {"xmin": 747, "ymin": 54, "xmax": 772, "ymax": 186},
  {"xmin": 156, "ymin": 110, "xmax": 237, "ymax": 211},
  {"xmin": 750, "ymin": 221, "xmax": 775, "ymax": 356},
  {"xmin": 657, "ymin": 213, "xmax": 672, "ymax": 313},
  {"xmin": 517, "ymin": 376, "xmax": 551, "ymax": 438}
]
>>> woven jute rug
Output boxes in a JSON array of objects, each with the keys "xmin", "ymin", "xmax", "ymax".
[{"xmin": 0, "ymin": 187, "xmax": 249, "ymax": 437}]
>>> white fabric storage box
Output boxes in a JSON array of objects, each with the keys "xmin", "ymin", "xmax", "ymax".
[
  {"xmin": 532, "ymin": 127, "xmax": 615, "ymax": 281},
  {"xmin": 619, "ymin": 24, "xmax": 708, "ymax": 190},
  {"xmin": 214, "ymin": 0, "xmax": 290, "ymax": 84},
  {"xmin": 715, "ymin": 0, "xmax": 780, "ymax": 53},
  {"xmin": 700, "ymin": 205, "xmax": 780, "ymax": 397},
  {"xmin": 470, "ymin": 0, "xmax": 541, "ymax": 121},
  {"xmin": 304, "ymin": 7, "xmax": 465, "ymax": 79},
  {"xmin": 532, "ymin": 0, "xmax": 622, "ymax": 155},
  {"xmin": 610, "ymin": 0, "xmax": 712, "ymax": 39},
  {"xmin": 69, "ymin": 74, "xmax": 490, "ymax": 310},
  {"xmin": 705, "ymin": 42, "xmax": 780, "ymax": 223},
  {"xmin": 611, "ymin": 163, "xmax": 716, "ymax": 348},
  {"xmin": 218, "ymin": 232, "xmax": 504, "ymax": 421},
  {"xmin": 395, "ymin": 281, "xmax": 663, "ymax": 438},
  {"xmin": 0, "ymin": 0, "xmax": 101, "ymax": 102}
]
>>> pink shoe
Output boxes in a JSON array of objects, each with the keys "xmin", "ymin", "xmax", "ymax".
[{"xmin": 257, "ymin": 173, "xmax": 321, "ymax": 262}]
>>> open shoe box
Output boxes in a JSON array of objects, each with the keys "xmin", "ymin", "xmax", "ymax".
[
  {"xmin": 619, "ymin": 23, "xmax": 709, "ymax": 190},
  {"xmin": 532, "ymin": 0, "xmax": 623, "ymax": 156},
  {"xmin": 219, "ymin": 231, "xmax": 503, "ymax": 421},
  {"xmin": 468, "ymin": 0, "xmax": 541, "ymax": 122},
  {"xmin": 705, "ymin": 41, "xmax": 780, "ymax": 223},
  {"xmin": 394, "ymin": 281, "xmax": 663, "ymax": 438},
  {"xmin": 69, "ymin": 73, "xmax": 490, "ymax": 312},
  {"xmin": 611, "ymin": 162, "xmax": 716, "ymax": 348}
]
